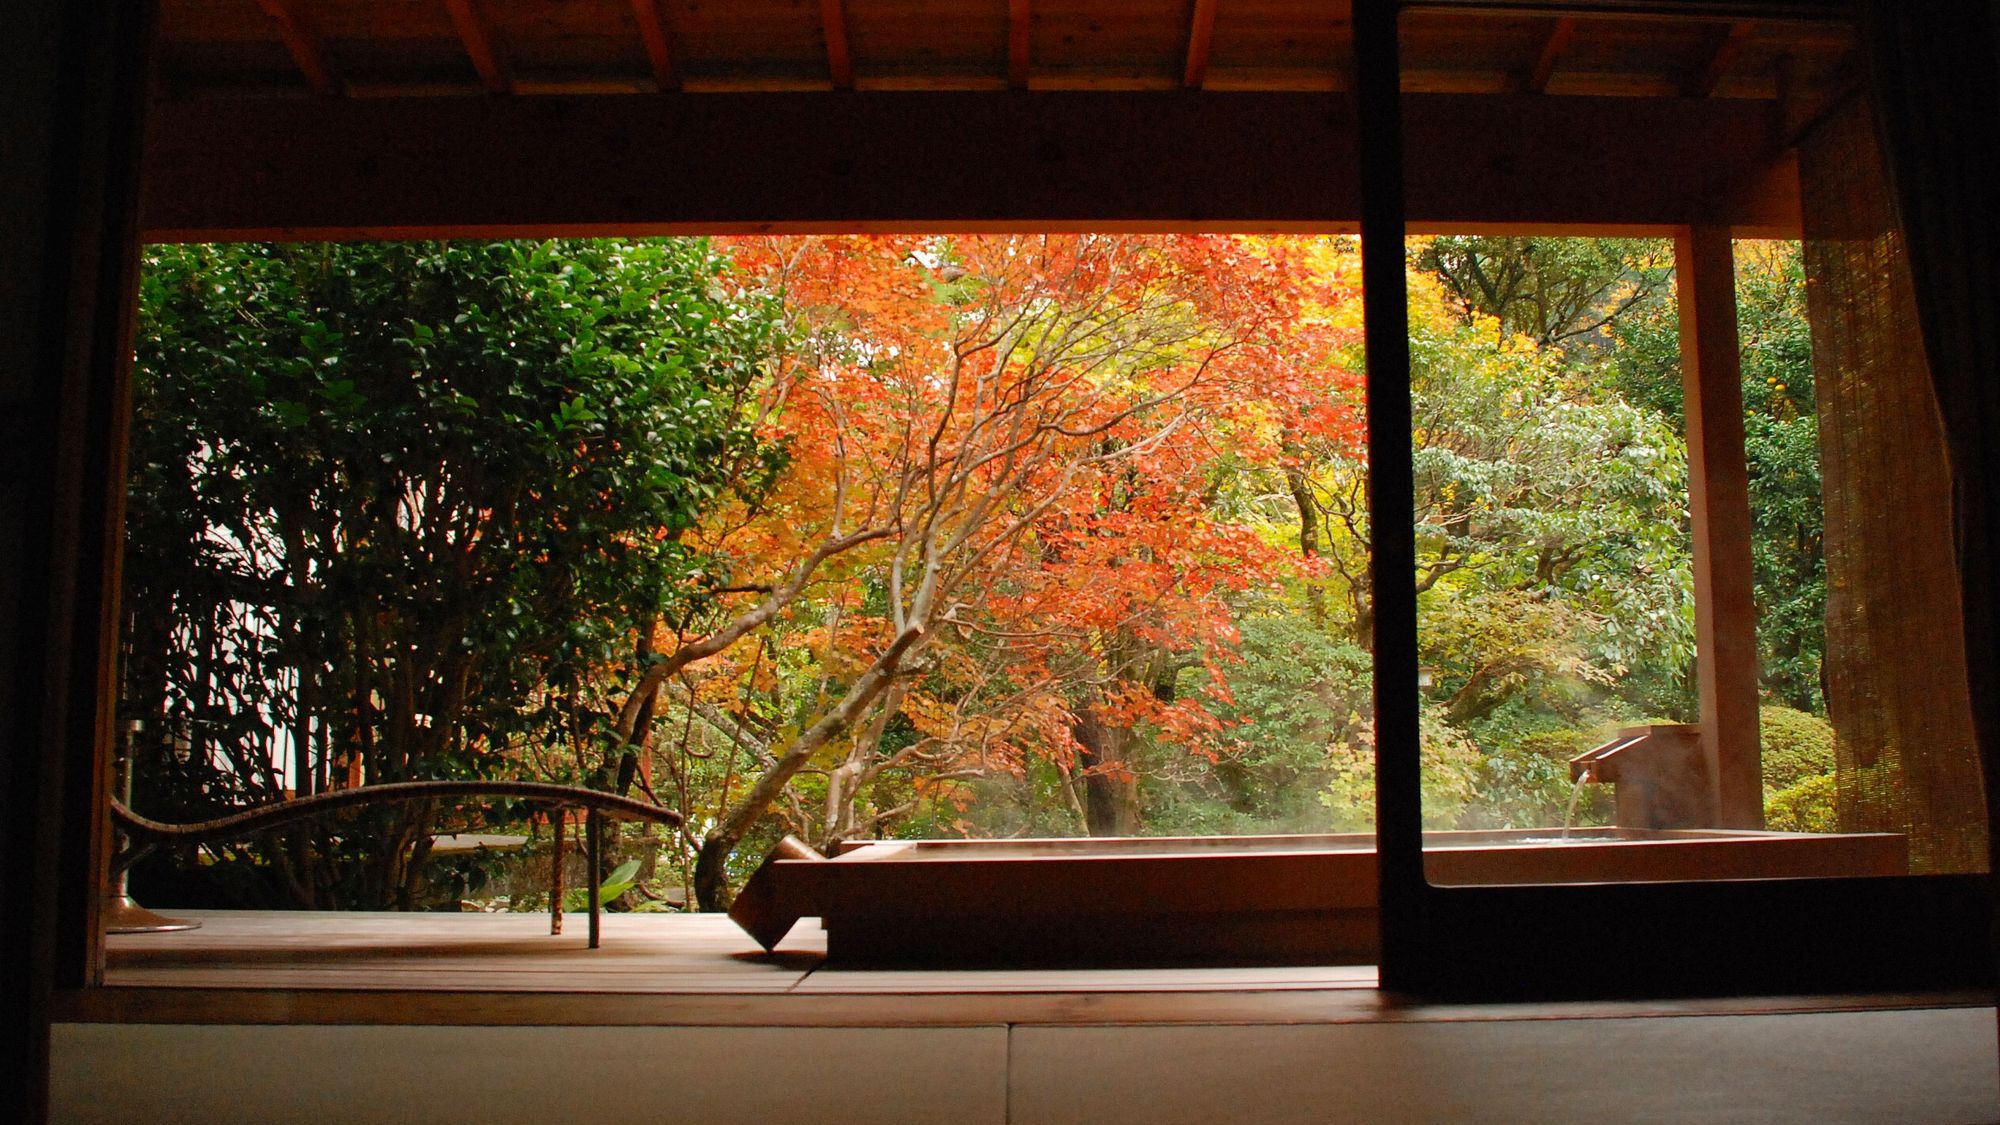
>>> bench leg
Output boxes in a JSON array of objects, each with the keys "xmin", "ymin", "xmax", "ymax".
[
  {"xmin": 549, "ymin": 808, "xmax": 565, "ymax": 936},
  {"xmin": 586, "ymin": 807, "xmax": 602, "ymax": 950}
]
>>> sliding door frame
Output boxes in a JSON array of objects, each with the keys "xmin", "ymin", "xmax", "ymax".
[{"xmin": 1360, "ymin": 0, "xmax": 1991, "ymax": 999}]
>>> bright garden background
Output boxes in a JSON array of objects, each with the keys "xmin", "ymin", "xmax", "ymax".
[{"xmin": 120, "ymin": 234, "xmax": 1832, "ymax": 911}]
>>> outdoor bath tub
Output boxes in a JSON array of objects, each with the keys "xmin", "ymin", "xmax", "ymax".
[{"xmin": 729, "ymin": 828, "xmax": 1909, "ymax": 966}]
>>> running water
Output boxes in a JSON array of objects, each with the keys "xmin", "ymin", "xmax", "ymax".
[{"xmin": 1561, "ymin": 768, "xmax": 1594, "ymax": 840}]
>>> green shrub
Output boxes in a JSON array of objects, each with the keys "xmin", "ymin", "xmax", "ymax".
[
  {"xmin": 1760, "ymin": 705, "xmax": 1836, "ymax": 791},
  {"xmin": 1458, "ymin": 726, "xmax": 1614, "ymax": 831},
  {"xmin": 1766, "ymin": 772, "xmax": 1837, "ymax": 833},
  {"xmin": 1512, "ymin": 728, "xmax": 1599, "ymax": 760}
]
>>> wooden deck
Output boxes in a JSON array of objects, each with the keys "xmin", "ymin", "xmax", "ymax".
[
  {"xmin": 100, "ymin": 910, "xmax": 1377, "ymax": 994},
  {"xmin": 101, "ymin": 912, "xmax": 1384, "ymax": 988},
  {"xmin": 105, "ymin": 910, "xmax": 826, "ymax": 994},
  {"xmin": 59, "ymin": 911, "xmax": 1988, "ymax": 1030}
]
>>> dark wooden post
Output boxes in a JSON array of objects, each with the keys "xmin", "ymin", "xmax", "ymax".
[
  {"xmin": 1676, "ymin": 224, "xmax": 1765, "ymax": 829},
  {"xmin": 1353, "ymin": 0, "xmax": 1425, "ymax": 991},
  {"xmin": 0, "ymin": 2, "xmax": 157, "ymax": 1121},
  {"xmin": 586, "ymin": 808, "xmax": 603, "ymax": 949},
  {"xmin": 549, "ymin": 808, "xmax": 565, "ymax": 935}
]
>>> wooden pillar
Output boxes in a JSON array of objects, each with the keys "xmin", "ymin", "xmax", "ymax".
[
  {"xmin": 1352, "ymin": 0, "xmax": 1424, "ymax": 991},
  {"xmin": 1676, "ymin": 225, "xmax": 1764, "ymax": 829},
  {"xmin": 0, "ymin": 3, "xmax": 156, "ymax": 1121}
]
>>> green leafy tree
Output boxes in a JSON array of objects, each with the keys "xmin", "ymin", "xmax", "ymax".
[
  {"xmin": 1406, "ymin": 310, "xmax": 1694, "ymax": 731},
  {"xmin": 123, "ymin": 239, "xmax": 783, "ymax": 908},
  {"xmin": 1163, "ymin": 612, "xmax": 1374, "ymax": 834},
  {"xmin": 1734, "ymin": 246, "xmax": 1825, "ymax": 710},
  {"xmin": 1606, "ymin": 241, "xmax": 1825, "ymax": 710},
  {"xmin": 1416, "ymin": 236, "xmax": 1674, "ymax": 354}
]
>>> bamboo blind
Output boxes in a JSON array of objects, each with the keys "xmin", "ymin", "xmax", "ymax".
[{"xmin": 1799, "ymin": 96, "xmax": 1988, "ymax": 874}]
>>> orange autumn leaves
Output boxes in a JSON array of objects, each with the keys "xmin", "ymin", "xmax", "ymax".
[{"xmin": 690, "ymin": 234, "xmax": 1364, "ymax": 802}]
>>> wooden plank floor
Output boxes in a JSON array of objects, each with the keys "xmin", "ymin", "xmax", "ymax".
[
  {"xmin": 70, "ymin": 911, "xmax": 1985, "ymax": 1030},
  {"xmin": 101, "ymin": 910, "xmax": 1378, "ymax": 994}
]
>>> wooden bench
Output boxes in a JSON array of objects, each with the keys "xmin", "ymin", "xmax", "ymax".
[{"xmin": 111, "ymin": 780, "xmax": 684, "ymax": 947}]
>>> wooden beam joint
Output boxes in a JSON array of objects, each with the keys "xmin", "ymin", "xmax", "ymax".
[
  {"xmin": 1691, "ymin": 20, "xmax": 1756, "ymax": 98},
  {"xmin": 629, "ymin": 0, "xmax": 680, "ymax": 92},
  {"xmin": 1526, "ymin": 15, "xmax": 1578, "ymax": 94},
  {"xmin": 254, "ymin": 0, "xmax": 340, "ymax": 97},
  {"xmin": 1008, "ymin": 0, "xmax": 1032, "ymax": 88},
  {"xmin": 820, "ymin": 0, "xmax": 854, "ymax": 90},
  {"xmin": 1183, "ymin": 0, "xmax": 1219, "ymax": 89},
  {"xmin": 443, "ymin": 0, "xmax": 512, "ymax": 94}
]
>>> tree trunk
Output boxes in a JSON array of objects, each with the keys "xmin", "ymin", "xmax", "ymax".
[
  {"xmin": 693, "ymin": 835, "xmax": 734, "ymax": 912},
  {"xmin": 611, "ymin": 620, "xmax": 664, "ymax": 795},
  {"xmin": 1284, "ymin": 460, "xmax": 1327, "ymax": 625},
  {"xmin": 692, "ymin": 625, "xmax": 927, "ymax": 911},
  {"xmin": 822, "ymin": 682, "xmax": 907, "ymax": 849},
  {"xmin": 1073, "ymin": 707, "xmax": 1141, "ymax": 836}
]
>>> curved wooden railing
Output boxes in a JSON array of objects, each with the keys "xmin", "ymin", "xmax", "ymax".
[
  {"xmin": 111, "ymin": 780, "xmax": 682, "ymax": 947},
  {"xmin": 111, "ymin": 779, "xmax": 681, "ymax": 841}
]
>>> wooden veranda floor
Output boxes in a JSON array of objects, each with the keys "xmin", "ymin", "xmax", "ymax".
[
  {"xmin": 100, "ymin": 910, "xmax": 1377, "ymax": 995},
  {"xmin": 62, "ymin": 910, "xmax": 1986, "ymax": 1031}
]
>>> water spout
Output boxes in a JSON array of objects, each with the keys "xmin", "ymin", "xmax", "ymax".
[{"xmin": 1562, "ymin": 766, "xmax": 1594, "ymax": 840}]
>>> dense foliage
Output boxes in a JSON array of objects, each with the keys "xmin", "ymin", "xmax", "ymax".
[
  {"xmin": 123, "ymin": 235, "xmax": 1831, "ymax": 910},
  {"xmin": 1604, "ymin": 241, "xmax": 1826, "ymax": 711},
  {"xmin": 125, "ymin": 240, "xmax": 782, "ymax": 906}
]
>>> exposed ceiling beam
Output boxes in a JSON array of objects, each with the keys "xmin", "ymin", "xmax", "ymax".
[
  {"xmin": 628, "ymin": 0, "xmax": 680, "ymax": 92},
  {"xmin": 1183, "ymin": 0, "xmax": 1219, "ymax": 89},
  {"xmin": 1690, "ymin": 19, "xmax": 1755, "ymax": 96},
  {"xmin": 1008, "ymin": 0, "xmax": 1033, "ymax": 89},
  {"xmin": 141, "ymin": 92, "xmax": 1800, "ymax": 238},
  {"xmin": 1525, "ymin": 16, "xmax": 1578, "ymax": 93},
  {"xmin": 442, "ymin": 0, "xmax": 512, "ymax": 94},
  {"xmin": 253, "ymin": 0, "xmax": 339, "ymax": 97},
  {"xmin": 820, "ymin": 0, "xmax": 854, "ymax": 90}
]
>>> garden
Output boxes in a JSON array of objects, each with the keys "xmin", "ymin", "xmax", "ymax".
[{"xmin": 119, "ymin": 233, "xmax": 1834, "ymax": 913}]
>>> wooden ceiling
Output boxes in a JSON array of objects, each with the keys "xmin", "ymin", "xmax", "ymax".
[{"xmin": 155, "ymin": 0, "xmax": 1856, "ymax": 101}]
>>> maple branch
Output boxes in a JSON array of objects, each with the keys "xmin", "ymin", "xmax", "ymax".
[
  {"xmin": 701, "ymin": 624, "xmax": 927, "ymax": 852},
  {"xmin": 662, "ymin": 680, "xmax": 775, "ymax": 766},
  {"xmin": 612, "ymin": 523, "xmax": 895, "ymax": 744},
  {"xmin": 822, "ymin": 679, "xmax": 909, "ymax": 841}
]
